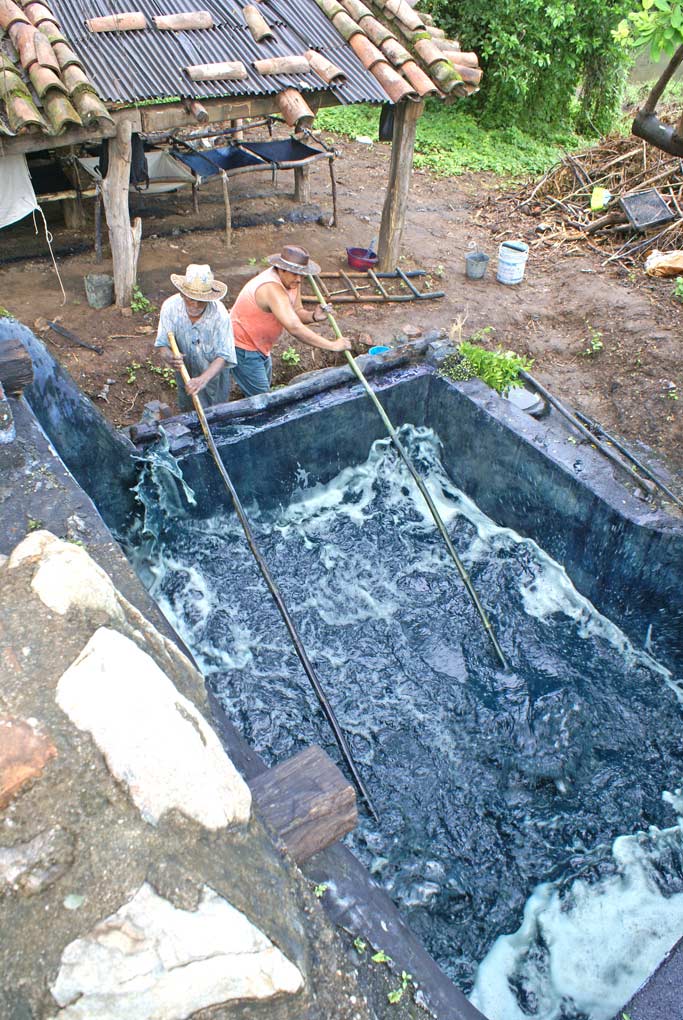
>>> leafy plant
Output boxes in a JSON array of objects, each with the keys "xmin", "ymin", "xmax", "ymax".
[
  {"xmin": 371, "ymin": 949, "xmax": 392, "ymax": 964},
  {"xmin": 353, "ymin": 937, "xmax": 367, "ymax": 953},
  {"xmin": 0, "ymin": 306, "xmax": 12, "ymax": 318},
  {"xmin": 615, "ymin": 0, "xmax": 683, "ymax": 60},
  {"xmin": 457, "ymin": 341, "xmax": 533, "ymax": 393},
  {"xmin": 387, "ymin": 971, "xmax": 414, "ymax": 1005},
  {"xmin": 27, "ymin": 517, "xmax": 43, "ymax": 531},
  {"xmin": 126, "ymin": 361, "xmax": 142, "ymax": 384},
  {"xmin": 146, "ymin": 358, "xmax": 177, "ymax": 388},
  {"xmin": 581, "ymin": 327, "xmax": 604, "ymax": 356},
  {"xmin": 316, "ymin": 102, "xmax": 587, "ymax": 179},
  {"xmin": 673, "ymin": 276, "xmax": 683, "ymax": 302},
  {"xmin": 313, "ymin": 883, "xmax": 328, "ymax": 898},
  {"xmin": 130, "ymin": 286, "xmax": 155, "ymax": 315},
  {"xmin": 281, "ymin": 346, "xmax": 301, "ymax": 366},
  {"xmin": 424, "ymin": 0, "xmax": 632, "ymax": 136}
]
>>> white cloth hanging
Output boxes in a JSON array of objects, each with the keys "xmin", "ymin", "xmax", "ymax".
[{"xmin": 0, "ymin": 154, "xmax": 39, "ymax": 229}]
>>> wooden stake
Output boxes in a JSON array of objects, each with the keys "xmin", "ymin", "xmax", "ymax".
[
  {"xmin": 293, "ymin": 165, "xmax": 311, "ymax": 203},
  {"xmin": 220, "ymin": 170, "xmax": 231, "ymax": 246},
  {"xmin": 101, "ymin": 119, "xmax": 141, "ymax": 307},
  {"xmin": 378, "ymin": 99, "xmax": 422, "ymax": 271}
]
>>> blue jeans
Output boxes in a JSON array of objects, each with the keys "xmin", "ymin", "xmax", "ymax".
[{"xmin": 232, "ymin": 347, "xmax": 272, "ymax": 397}]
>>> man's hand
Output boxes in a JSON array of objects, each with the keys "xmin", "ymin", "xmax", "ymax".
[
  {"xmin": 185, "ymin": 372, "xmax": 208, "ymax": 396},
  {"xmin": 329, "ymin": 336, "xmax": 352, "ymax": 352},
  {"xmin": 169, "ymin": 353, "xmax": 185, "ymax": 371}
]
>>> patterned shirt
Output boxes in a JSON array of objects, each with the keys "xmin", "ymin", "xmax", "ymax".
[{"xmin": 155, "ymin": 293, "xmax": 236, "ymax": 410}]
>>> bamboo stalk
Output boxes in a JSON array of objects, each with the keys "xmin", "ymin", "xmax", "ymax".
[
  {"xmin": 166, "ymin": 329, "xmax": 379, "ymax": 823},
  {"xmin": 308, "ymin": 274, "xmax": 508, "ymax": 670}
]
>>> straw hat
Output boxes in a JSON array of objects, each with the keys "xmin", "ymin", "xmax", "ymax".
[
  {"xmin": 170, "ymin": 264, "xmax": 227, "ymax": 302},
  {"xmin": 267, "ymin": 245, "xmax": 320, "ymax": 276}
]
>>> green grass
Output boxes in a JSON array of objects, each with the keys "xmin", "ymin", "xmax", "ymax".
[{"xmin": 316, "ymin": 101, "xmax": 587, "ymax": 178}]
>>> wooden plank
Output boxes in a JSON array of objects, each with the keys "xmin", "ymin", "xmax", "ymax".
[
  {"xmin": 249, "ymin": 745, "xmax": 357, "ymax": 864},
  {"xmin": 0, "ymin": 337, "xmax": 33, "ymax": 395},
  {"xmin": 378, "ymin": 99, "xmax": 423, "ymax": 271},
  {"xmin": 0, "ymin": 108, "xmax": 139, "ymax": 158}
]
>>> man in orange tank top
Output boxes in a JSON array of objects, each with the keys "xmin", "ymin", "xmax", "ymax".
[{"xmin": 231, "ymin": 244, "xmax": 351, "ymax": 397}]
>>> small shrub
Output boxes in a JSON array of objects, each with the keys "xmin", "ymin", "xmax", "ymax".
[
  {"xmin": 457, "ymin": 341, "xmax": 533, "ymax": 393},
  {"xmin": 131, "ymin": 286, "xmax": 155, "ymax": 315},
  {"xmin": 281, "ymin": 346, "xmax": 301, "ymax": 366}
]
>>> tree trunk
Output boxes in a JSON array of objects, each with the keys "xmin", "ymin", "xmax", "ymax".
[
  {"xmin": 378, "ymin": 99, "xmax": 423, "ymax": 271},
  {"xmin": 61, "ymin": 197, "xmax": 86, "ymax": 229},
  {"xmin": 101, "ymin": 120, "xmax": 141, "ymax": 307},
  {"xmin": 0, "ymin": 337, "xmax": 33, "ymax": 395}
]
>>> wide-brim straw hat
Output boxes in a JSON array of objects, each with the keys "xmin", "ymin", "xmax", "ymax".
[
  {"xmin": 267, "ymin": 245, "xmax": 320, "ymax": 276},
  {"xmin": 170, "ymin": 263, "xmax": 227, "ymax": 301}
]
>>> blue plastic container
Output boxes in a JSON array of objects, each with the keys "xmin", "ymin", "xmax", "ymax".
[{"xmin": 369, "ymin": 345, "xmax": 391, "ymax": 355}]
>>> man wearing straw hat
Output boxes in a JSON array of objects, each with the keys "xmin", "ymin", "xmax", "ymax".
[
  {"xmin": 155, "ymin": 264, "xmax": 236, "ymax": 411},
  {"xmin": 230, "ymin": 244, "xmax": 350, "ymax": 396}
]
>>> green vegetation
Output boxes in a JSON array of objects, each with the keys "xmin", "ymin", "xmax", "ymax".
[
  {"xmin": 424, "ymin": 0, "xmax": 632, "ymax": 136},
  {"xmin": 442, "ymin": 341, "xmax": 533, "ymax": 393},
  {"xmin": 581, "ymin": 326, "xmax": 604, "ymax": 356},
  {"xmin": 316, "ymin": 101, "xmax": 585, "ymax": 178},
  {"xmin": 281, "ymin": 346, "xmax": 301, "ymax": 366},
  {"xmin": 371, "ymin": 949, "xmax": 392, "ymax": 964},
  {"xmin": 615, "ymin": 0, "xmax": 683, "ymax": 60},
  {"xmin": 673, "ymin": 276, "xmax": 683, "ymax": 303},
  {"xmin": 313, "ymin": 883, "xmax": 328, "ymax": 898},
  {"xmin": 27, "ymin": 517, "xmax": 43, "ymax": 531},
  {"xmin": 353, "ymin": 937, "xmax": 367, "ymax": 953},
  {"xmin": 126, "ymin": 360, "xmax": 142, "ymax": 384},
  {"xmin": 146, "ymin": 358, "xmax": 177, "ymax": 388},
  {"xmin": 130, "ymin": 286, "xmax": 155, "ymax": 315},
  {"xmin": 387, "ymin": 971, "xmax": 414, "ymax": 1005},
  {"xmin": 0, "ymin": 306, "xmax": 13, "ymax": 318}
]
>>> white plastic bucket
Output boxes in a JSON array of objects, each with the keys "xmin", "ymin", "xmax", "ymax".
[{"xmin": 496, "ymin": 241, "xmax": 529, "ymax": 285}]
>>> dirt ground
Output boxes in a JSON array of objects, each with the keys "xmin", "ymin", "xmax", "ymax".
[{"xmin": 1, "ymin": 127, "xmax": 681, "ymax": 499}]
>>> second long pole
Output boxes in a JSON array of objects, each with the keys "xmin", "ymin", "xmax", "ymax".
[{"xmin": 308, "ymin": 275, "xmax": 508, "ymax": 670}]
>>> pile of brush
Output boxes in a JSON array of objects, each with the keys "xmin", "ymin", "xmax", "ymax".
[{"xmin": 518, "ymin": 130, "xmax": 683, "ymax": 264}]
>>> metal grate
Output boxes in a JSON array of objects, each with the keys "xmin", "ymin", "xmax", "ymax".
[{"xmin": 619, "ymin": 188, "xmax": 675, "ymax": 231}]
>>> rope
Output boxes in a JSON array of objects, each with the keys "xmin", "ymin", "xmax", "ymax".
[{"xmin": 33, "ymin": 207, "xmax": 66, "ymax": 305}]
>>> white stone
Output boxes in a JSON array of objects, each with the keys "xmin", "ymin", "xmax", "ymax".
[
  {"xmin": 56, "ymin": 628, "xmax": 251, "ymax": 828},
  {"xmin": 51, "ymin": 883, "xmax": 303, "ymax": 1019},
  {"xmin": 8, "ymin": 531, "xmax": 123, "ymax": 621}
]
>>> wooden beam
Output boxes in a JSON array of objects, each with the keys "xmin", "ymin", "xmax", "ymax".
[
  {"xmin": 249, "ymin": 745, "xmax": 357, "ymax": 864},
  {"xmin": 140, "ymin": 96, "xmax": 278, "ymax": 134},
  {"xmin": 101, "ymin": 119, "xmax": 141, "ymax": 308},
  {"xmin": 0, "ymin": 337, "xmax": 33, "ymax": 395},
  {"xmin": 0, "ymin": 108, "xmax": 139, "ymax": 158},
  {"xmin": 377, "ymin": 99, "xmax": 423, "ymax": 271}
]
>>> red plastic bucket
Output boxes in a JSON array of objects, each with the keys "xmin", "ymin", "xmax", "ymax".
[{"xmin": 346, "ymin": 246, "xmax": 378, "ymax": 270}]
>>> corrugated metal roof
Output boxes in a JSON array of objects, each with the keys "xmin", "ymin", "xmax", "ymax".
[{"xmin": 50, "ymin": 0, "xmax": 387, "ymax": 104}]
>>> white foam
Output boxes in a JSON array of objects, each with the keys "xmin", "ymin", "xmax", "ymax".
[{"xmin": 471, "ymin": 817, "xmax": 683, "ymax": 1020}]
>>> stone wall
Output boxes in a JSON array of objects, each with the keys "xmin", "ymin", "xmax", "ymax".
[{"xmin": 0, "ymin": 532, "xmax": 373, "ymax": 1020}]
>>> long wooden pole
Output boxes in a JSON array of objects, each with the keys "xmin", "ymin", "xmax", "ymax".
[
  {"xmin": 307, "ymin": 277, "xmax": 508, "ymax": 670},
  {"xmin": 166, "ymin": 331, "xmax": 379, "ymax": 821}
]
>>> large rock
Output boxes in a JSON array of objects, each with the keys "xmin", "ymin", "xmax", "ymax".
[{"xmin": 0, "ymin": 532, "xmax": 370, "ymax": 1019}]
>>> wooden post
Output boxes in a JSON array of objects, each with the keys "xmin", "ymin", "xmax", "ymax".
[
  {"xmin": 61, "ymin": 197, "xmax": 87, "ymax": 229},
  {"xmin": 293, "ymin": 166, "xmax": 311, "ymax": 203},
  {"xmin": 377, "ymin": 99, "xmax": 423, "ymax": 271},
  {"xmin": 101, "ymin": 120, "xmax": 142, "ymax": 307},
  {"xmin": 230, "ymin": 117, "xmax": 244, "ymax": 141},
  {"xmin": 220, "ymin": 170, "xmax": 231, "ymax": 246}
]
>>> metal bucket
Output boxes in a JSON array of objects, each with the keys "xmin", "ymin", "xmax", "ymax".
[
  {"xmin": 465, "ymin": 252, "xmax": 489, "ymax": 280},
  {"xmin": 84, "ymin": 273, "xmax": 114, "ymax": 309},
  {"xmin": 496, "ymin": 241, "xmax": 529, "ymax": 285}
]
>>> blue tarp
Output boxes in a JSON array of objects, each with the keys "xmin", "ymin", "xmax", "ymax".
[{"xmin": 171, "ymin": 139, "xmax": 326, "ymax": 179}]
